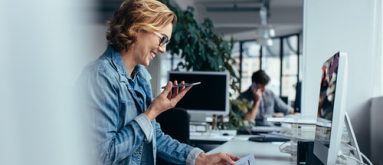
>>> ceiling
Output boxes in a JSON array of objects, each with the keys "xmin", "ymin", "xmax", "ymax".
[
  {"xmin": 172, "ymin": 0, "xmax": 303, "ymax": 40},
  {"xmin": 96, "ymin": 0, "xmax": 303, "ymax": 41}
]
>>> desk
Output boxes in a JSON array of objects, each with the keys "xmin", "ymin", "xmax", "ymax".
[
  {"xmin": 190, "ymin": 130, "xmax": 236, "ymax": 151},
  {"xmin": 190, "ymin": 129, "xmax": 236, "ymax": 142},
  {"xmin": 208, "ymin": 135, "xmax": 295, "ymax": 165}
]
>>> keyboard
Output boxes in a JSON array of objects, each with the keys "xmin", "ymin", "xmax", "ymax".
[
  {"xmin": 190, "ymin": 130, "xmax": 237, "ymax": 141},
  {"xmin": 237, "ymin": 126, "xmax": 284, "ymax": 135},
  {"xmin": 248, "ymin": 134, "xmax": 290, "ymax": 142}
]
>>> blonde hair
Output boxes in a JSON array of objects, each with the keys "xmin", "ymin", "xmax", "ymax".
[{"xmin": 106, "ymin": 0, "xmax": 177, "ymax": 51}]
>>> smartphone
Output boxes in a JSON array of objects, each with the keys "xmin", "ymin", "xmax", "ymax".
[{"xmin": 161, "ymin": 82, "xmax": 201, "ymax": 89}]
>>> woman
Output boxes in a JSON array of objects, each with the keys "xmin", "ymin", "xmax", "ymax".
[{"xmin": 78, "ymin": 0, "xmax": 239, "ymax": 164}]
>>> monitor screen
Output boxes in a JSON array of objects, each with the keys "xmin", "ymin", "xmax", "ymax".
[
  {"xmin": 313, "ymin": 52, "xmax": 348, "ymax": 164},
  {"xmin": 168, "ymin": 71, "xmax": 229, "ymax": 115}
]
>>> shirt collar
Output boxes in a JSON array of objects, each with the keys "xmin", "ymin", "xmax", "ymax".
[
  {"xmin": 106, "ymin": 45, "xmax": 150, "ymax": 81},
  {"xmin": 104, "ymin": 45, "xmax": 128, "ymax": 77}
]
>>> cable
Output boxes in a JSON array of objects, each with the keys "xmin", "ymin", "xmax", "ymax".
[
  {"xmin": 343, "ymin": 142, "xmax": 358, "ymax": 151},
  {"xmin": 342, "ymin": 143, "xmax": 373, "ymax": 165},
  {"xmin": 361, "ymin": 153, "xmax": 373, "ymax": 165},
  {"xmin": 278, "ymin": 140, "xmax": 290, "ymax": 152},
  {"xmin": 339, "ymin": 153, "xmax": 367, "ymax": 165}
]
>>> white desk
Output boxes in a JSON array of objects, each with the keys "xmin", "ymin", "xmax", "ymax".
[
  {"xmin": 208, "ymin": 135, "xmax": 295, "ymax": 165},
  {"xmin": 190, "ymin": 130, "xmax": 237, "ymax": 142}
]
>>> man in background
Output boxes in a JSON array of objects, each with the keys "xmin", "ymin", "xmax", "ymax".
[{"xmin": 237, "ymin": 70, "xmax": 294, "ymax": 126}]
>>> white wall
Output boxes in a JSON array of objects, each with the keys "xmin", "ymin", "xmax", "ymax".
[
  {"xmin": 374, "ymin": 0, "xmax": 383, "ymax": 98},
  {"xmin": 87, "ymin": 24, "xmax": 108, "ymax": 61},
  {"xmin": 0, "ymin": 1, "xmax": 94, "ymax": 165},
  {"xmin": 302, "ymin": 0, "xmax": 381, "ymax": 160}
]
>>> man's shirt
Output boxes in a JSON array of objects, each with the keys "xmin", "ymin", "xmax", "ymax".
[{"xmin": 237, "ymin": 87, "xmax": 290, "ymax": 126}]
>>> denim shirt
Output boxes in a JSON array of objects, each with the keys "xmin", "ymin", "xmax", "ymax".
[
  {"xmin": 237, "ymin": 87, "xmax": 289, "ymax": 126},
  {"xmin": 78, "ymin": 46, "xmax": 203, "ymax": 165}
]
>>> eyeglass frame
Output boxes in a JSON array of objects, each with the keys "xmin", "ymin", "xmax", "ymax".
[{"xmin": 152, "ymin": 31, "xmax": 170, "ymax": 47}]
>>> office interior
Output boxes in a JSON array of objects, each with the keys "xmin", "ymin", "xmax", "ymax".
[{"xmin": 1, "ymin": 0, "xmax": 382, "ymax": 165}]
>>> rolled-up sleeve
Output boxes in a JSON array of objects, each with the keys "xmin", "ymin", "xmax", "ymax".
[
  {"xmin": 134, "ymin": 113, "xmax": 153, "ymax": 142},
  {"xmin": 186, "ymin": 148, "xmax": 204, "ymax": 165},
  {"xmin": 155, "ymin": 121, "xmax": 200, "ymax": 164}
]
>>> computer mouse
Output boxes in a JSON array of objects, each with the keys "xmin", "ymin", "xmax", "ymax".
[{"xmin": 222, "ymin": 133, "xmax": 229, "ymax": 136}]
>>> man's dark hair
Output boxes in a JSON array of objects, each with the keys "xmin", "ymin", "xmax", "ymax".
[{"xmin": 251, "ymin": 70, "xmax": 270, "ymax": 85}]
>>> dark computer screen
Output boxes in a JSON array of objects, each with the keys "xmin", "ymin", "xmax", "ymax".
[{"xmin": 168, "ymin": 71, "xmax": 229, "ymax": 114}]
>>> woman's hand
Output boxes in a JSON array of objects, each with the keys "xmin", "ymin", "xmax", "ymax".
[
  {"xmin": 145, "ymin": 81, "xmax": 191, "ymax": 120},
  {"xmin": 196, "ymin": 153, "xmax": 240, "ymax": 165}
]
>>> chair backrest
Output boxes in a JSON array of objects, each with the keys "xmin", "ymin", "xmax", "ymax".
[
  {"xmin": 279, "ymin": 96, "xmax": 289, "ymax": 105},
  {"xmin": 294, "ymin": 81, "xmax": 302, "ymax": 113},
  {"xmin": 156, "ymin": 108, "xmax": 190, "ymax": 144},
  {"xmin": 156, "ymin": 108, "xmax": 190, "ymax": 165}
]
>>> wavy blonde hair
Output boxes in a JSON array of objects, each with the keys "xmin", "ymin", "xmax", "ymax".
[{"xmin": 106, "ymin": 0, "xmax": 177, "ymax": 52}]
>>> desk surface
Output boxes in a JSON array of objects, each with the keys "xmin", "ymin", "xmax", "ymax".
[
  {"xmin": 190, "ymin": 129, "xmax": 236, "ymax": 142},
  {"xmin": 208, "ymin": 135, "xmax": 295, "ymax": 165}
]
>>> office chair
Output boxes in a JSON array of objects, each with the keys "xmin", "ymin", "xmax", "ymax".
[
  {"xmin": 156, "ymin": 108, "xmax": 190, "ymax": 165},
  {"xmin": 279, "ymin": 96, "xmax": 289, "ymax": 105},
  {"xmin": 294, "ymin": 81, "xmax": 302, "ymax": 113}
]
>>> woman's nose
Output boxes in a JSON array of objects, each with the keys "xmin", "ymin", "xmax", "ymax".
[{"xmin": 158, "ymin": 45, "xmax": 166, "ymax": 53}]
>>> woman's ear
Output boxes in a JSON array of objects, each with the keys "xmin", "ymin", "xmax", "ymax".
[
  {"xmin": 128, "ymin": 27, "xmax": 141, "ymax": 39},
  {"xmin": 135, "ymin": 28, "xmax": 147, "ymax": 35},
  {"xmin": 132, "ymin": 28, "xmax": 146, "ymax": 40}
]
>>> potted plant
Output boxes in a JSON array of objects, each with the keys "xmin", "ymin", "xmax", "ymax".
[
  {"xmin": 160, "ymin": 1, "xmax": 240, "ymax": 93},
  {"xmin": 161, "ymin": 1, "xmax": 253, "ymax": 129}
]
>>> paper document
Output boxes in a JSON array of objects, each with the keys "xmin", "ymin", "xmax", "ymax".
[{"xmin": 235, "ymin": 154, "xmax": 256, "ymax": 165}]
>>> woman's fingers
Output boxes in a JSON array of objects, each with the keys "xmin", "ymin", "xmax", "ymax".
[
  {"xmin": 227, "ymin": 153, "xmax": 240, "ymax": 161},
  {"xmin": 172, "ymin": 86, "xmax": 191, "ymax": 104},
  {"xmin": 160, "ymin": 81, "xmax": 173, "ymax": 99},
  {"xmin": 172, "ymin": 80, "xmax": 178, "ymax": 98},
  {"xmin": 219, "ymin": 153, "xmax": 236, "ymax": 164},
  {"xmin": 159, "ymin": 80, "xmax": 192, "ymax": 108}
]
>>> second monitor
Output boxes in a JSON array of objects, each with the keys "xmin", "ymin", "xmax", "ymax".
[{"xmin": 168, "ymin": 71, "xmax": 229, "ymax": 121}]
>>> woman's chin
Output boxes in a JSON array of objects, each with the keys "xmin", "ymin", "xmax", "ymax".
[{"xmin": 142, "ymin": 60, "xmax": 150, "ymax": 67}]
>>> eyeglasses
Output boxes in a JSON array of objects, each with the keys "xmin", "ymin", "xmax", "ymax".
[{"xmin": 153, "ymin": 32, "xmax": 170, "ymax": 47}]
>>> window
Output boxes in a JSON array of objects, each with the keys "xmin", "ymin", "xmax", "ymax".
[
  {"xmin": 158, "ymin": 34, "xmax": 303, "ymax": 106},
  {"xmin": 231, "ymin": 34, "xmax": 302, "ymax": 105}
]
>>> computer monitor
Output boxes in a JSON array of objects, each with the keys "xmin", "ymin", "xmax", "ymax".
[
  {"xmin": 168, "ymin": 71, "xmax": 230, "ymax": 120},
  {"xmin": 313, "ymin": 52, "xmax": 348, "ymax": 164}
]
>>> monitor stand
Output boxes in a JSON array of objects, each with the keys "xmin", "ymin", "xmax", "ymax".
[
  {"xmin": 189, "ymin": 112, "xmax": 208, "ymax": 123},
  {"xmin": 336, "ymin": 112, "xmax": 363, "ymax": 164}
]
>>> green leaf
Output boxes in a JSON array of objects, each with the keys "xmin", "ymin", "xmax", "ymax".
[{"xmin": 160, "ymin": 0, "xmax": 240, "ymax": 93}]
